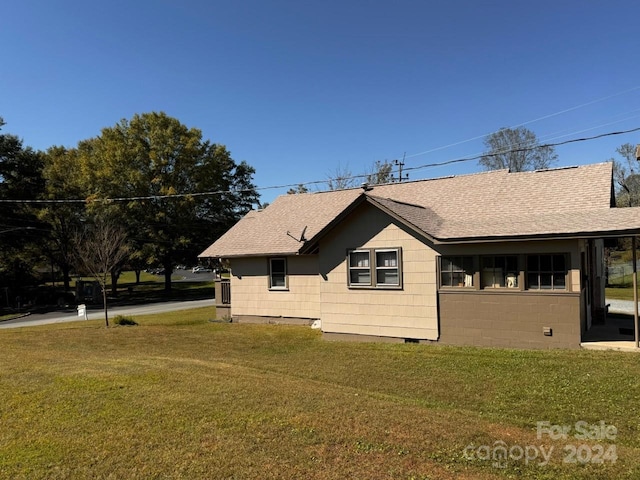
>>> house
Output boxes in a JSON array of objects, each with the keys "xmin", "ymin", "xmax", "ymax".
[{"xmin": 199, "ymin": 162, "xmax": 640, "ymax": 349}]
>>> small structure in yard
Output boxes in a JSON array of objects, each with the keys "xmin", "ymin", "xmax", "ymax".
[{"xmin": 200, "ymin": 162, "xmax": 640, "ymax": 349}]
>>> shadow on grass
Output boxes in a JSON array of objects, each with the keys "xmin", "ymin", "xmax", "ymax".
[
  {"xmin": 101, "ymin": 280, "xmax": 214, "ymax": 307},
  {"xmin": 14, "ymin": 279, "xmax": 215, "ymax": 315}
]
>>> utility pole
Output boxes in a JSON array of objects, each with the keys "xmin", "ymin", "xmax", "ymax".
[{"xmin": 391, "ymin": 153, "xmax": 409, "ymax": 183}]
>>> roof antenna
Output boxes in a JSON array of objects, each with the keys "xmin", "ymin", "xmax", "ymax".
[{"xmin": 286, "ymin": 226, "xmax": 307, "ymax": 242}]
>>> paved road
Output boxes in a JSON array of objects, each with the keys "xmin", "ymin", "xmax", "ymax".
[
  {"xmin": 0, "ymin": 298, "xmax": 215, "ymax": 329},
  {"xmin": 606, "ymin": 298, "xmax": 640, "ymax": 315}
]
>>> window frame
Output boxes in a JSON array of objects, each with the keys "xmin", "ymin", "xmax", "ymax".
[
  {"xmin": 439, "ymin": 255, "xmax": 475, "ymax": 288},
  {"xmin": 347, "ymin": 247, "xmax": 402, "ymax": 289},
  {"xmin": 526, "ymin": 253, "xmax": 568, "ymax": 291},
  {"xmin": 268, "ymin": 257, "xmax": 288, "ymax": 290},
  {"xmin": 481, "ymin": 255, "xmax": 520, "ymax": 289}
]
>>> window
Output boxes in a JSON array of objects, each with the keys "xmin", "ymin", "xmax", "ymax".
[
  {"xmin": 349, "ymin": 250, "xmax": 371, "ymax": 286},
  {"xmin": 348, "ymin": 248, "xmax": 401, "ymax": 288},
  {"xmin": 527, "ymin": 254, "xmax": 567, "ymax": 290},
  {"xmin": 482, "ymin": 255, "xmax": 519, "ymax": 288},
  {"xmin": 269, "ymin": 258, "xmax": 287, "ymax": 289},
  {"xmin": 376, "ymin": 250, "xmax": 400, "ymax": 286},
  {"xmin": 440, "ymin": 256, "xmax": 474, "ymax": 287}
]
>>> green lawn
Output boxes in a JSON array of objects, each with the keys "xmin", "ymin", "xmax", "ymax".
[
  {"xmin": 1, "ymin": 309, "xmax": 638, "ymax": 479},
  {"xmin": 78, "ymin": 270, "xmax": 215, "ymax": 304},
  {"xmin": 606, "ymin": 287, "xmax": 636, "ymax": 301}
]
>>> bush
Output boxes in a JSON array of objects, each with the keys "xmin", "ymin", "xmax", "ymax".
[{"xmin": 113, "ymin": 315, "xmax": 138, "ymax": 326}]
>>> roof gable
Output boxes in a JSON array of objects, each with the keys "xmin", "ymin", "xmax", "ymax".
[{"xmin": 199, "ymin": 188, "xmax": 362, "ymax": 258}]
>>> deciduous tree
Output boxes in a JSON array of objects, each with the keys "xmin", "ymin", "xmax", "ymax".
[
  {"xmin": 0, "ymin": 117, "xmax": 45, "ymax": 294},
  {"xmin": 479, "ymin": 127, "xmax": 557, "ymax": 172},
  {"xmin": 39, "ymin": 146, "xmax": 88, "ymax": 290},
  {"xmin": 326, "ymin": 163, "xmax": 356, "ymax": 191},
  {"xmin": 79, "ymin": 112, "xmax": 258, "ymax": 291},
  {"xmin": 287, "ymin": 184, "xmax": 309, "ymax": 194},
  {"xmin": 366, "ymin": 160, "xmax": 393, "ymax": 185},
  {"xmin": 73, "ymin": 217, "xmax": 130, "ymax": 327},
  {"xmin": 611, "ymin": 143, "xmax": 640, "ymax": 207}
]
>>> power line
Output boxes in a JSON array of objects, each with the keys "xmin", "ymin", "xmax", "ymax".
[
  {"xmin": 427, "ymin": 115, "xmax": 640, "ymax": 170},
  {"xmin": 404, "ymin": 85, "xmax": 640, "ymax": 160},
  {"xmin": 403, "ymin": 126, "xmax": 640, "ymax": 174},
  {"xmin": 0, "ymin": 126, "xmax": 639, "ymax": 205}
]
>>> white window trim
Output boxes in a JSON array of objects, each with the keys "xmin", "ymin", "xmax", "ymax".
[{"xmin": 348, "ymin": 249, "xmax": 372, "ymax": 287}]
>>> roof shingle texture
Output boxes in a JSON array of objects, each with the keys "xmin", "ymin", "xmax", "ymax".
[{"xmin": 200, "ymin": 162, "xmax": 640, "ymax": 258}]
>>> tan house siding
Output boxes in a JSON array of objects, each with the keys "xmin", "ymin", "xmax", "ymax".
[
  {"xmin": 229, "ymin": 255, "xmax": 320, "ymax": 320},
  {"xmin": 319, "ymin": 203, "xmax": 439, "ymax": 340}
]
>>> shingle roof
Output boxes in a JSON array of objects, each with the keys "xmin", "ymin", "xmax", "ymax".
[
  {"xmin": 200, "ymin": 162, "xmax": 640, "ymax": 258},
  {"xmin": 199, "ymin": 188, "xmax": 362, "ymax": 258}
]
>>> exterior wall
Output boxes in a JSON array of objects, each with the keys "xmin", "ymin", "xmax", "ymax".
[
  {"xmin": 224, "ymin": 211, "xmax": 592, "ymax": 349},
  {"xmin": 438, "ymin": 291, "xmax": 581, "ymax": 349},
  {"xmin": 318, "ymin": 203, "xmax": 439, "ymax": 340},
  {"xmin": 229, "ymin": 255, "xmax": 320, "ymax": 320},
  {"xmin": 437, "ymin": 239, "xmax": 584, "ymax": 349},
  {"xmin": 213, "ymin": 279, "xmax": 231, "ymax": 320}
]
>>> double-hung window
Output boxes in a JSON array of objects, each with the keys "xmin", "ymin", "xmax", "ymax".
[
  {"xmin": 269, "ymin": 258, "xmax": 287, "ymax": 290},
  {"xmin": 348, "ymin": 248, "xmax": 401, "ymax": 288}
]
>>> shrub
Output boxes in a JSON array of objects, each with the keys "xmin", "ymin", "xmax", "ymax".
[{"xmin": 113, "ymin": 315, "xmax": 138, "ymax": 326}]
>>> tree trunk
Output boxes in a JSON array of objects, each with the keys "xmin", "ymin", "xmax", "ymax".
[
  {"xmin": 62, "ymin": 263, "xmax": 71, "ymax": 291},
  {"xmin": 163, "ymin": 257, "xmax": 172, "ymax": 292},
  {"xmin": 135, "ymin": 269, "xmax": 141, "ymax": 284},
  {"xmin": 110, "ymin": 270, "xmax": 119, "ymax": 295},
  {"xmin": 102, "ymin": 286, "xmax": 109, "ymax": 328}
]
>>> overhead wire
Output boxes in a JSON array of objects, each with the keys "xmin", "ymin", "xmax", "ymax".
[
  {"xmin": 429, "ymin": 113, "xmax": 640, "ymax": 170},
  {"xmin": 403, "ymin": 85, "xmax": 640, "ymax": 160},
  {"xmin": 0, "ymin": 126, "xmax": 639, "ymax": 205}
]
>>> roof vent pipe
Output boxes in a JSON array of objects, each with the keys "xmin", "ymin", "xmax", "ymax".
[{"xmin": 361, "ymin": 182, "xmax": 372, "ymax": 191}]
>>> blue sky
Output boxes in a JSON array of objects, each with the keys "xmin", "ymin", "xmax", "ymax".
[{"xmin": 2, "ymin": 0, "xmax": 640, "ymax": 204}]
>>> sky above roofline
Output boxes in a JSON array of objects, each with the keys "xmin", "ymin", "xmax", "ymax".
[{"xmin": 2, "ymin": 1, "xmax": 640, "ymax": 205}]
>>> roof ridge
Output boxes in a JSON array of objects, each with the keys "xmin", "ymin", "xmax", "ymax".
[
  {"xmin": 367, "ymin": 194, "xmax": 426, "ymax": 209},
  {"xmin": 509, "ymin": 161, "xmax": 613, "ymax": 175}
]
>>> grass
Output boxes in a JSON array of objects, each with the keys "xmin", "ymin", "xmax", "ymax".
[
  {"xmin": 67, "ymin": 270, "xmax": 215, "ymax": 307},
  {"xmin": 1, "ymin": 310, "xmax": 639, "ymax": 479},
  {"xmin": 606, "ymin": 286, "xmax": 638, "ymax": 301}
]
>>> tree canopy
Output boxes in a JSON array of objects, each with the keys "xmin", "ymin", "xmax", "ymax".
[
  {"xmin": 479, "ymin": 127, "xmax": 557, "ymax": 172},
  {"xmin": 0, "ymin": 117, "xmax": 45, "ymax": 293},
  {"xmin": 610, "ymin": 143, "xmax": 640, "ymax": 207},
  {"xmin": 0, "ymin": 112, "xmax": 259, "ymax": 303},
  {"xmin": 326, "ymin": 164, "xmax": 357, "ymax": 191},
  {"xmin": 76, "ymin": 112, "xmax": 259, "ymax": 291},
  {"xmin": 366, "ymin": 160, "xmax": 393, "ymax": 185}
]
